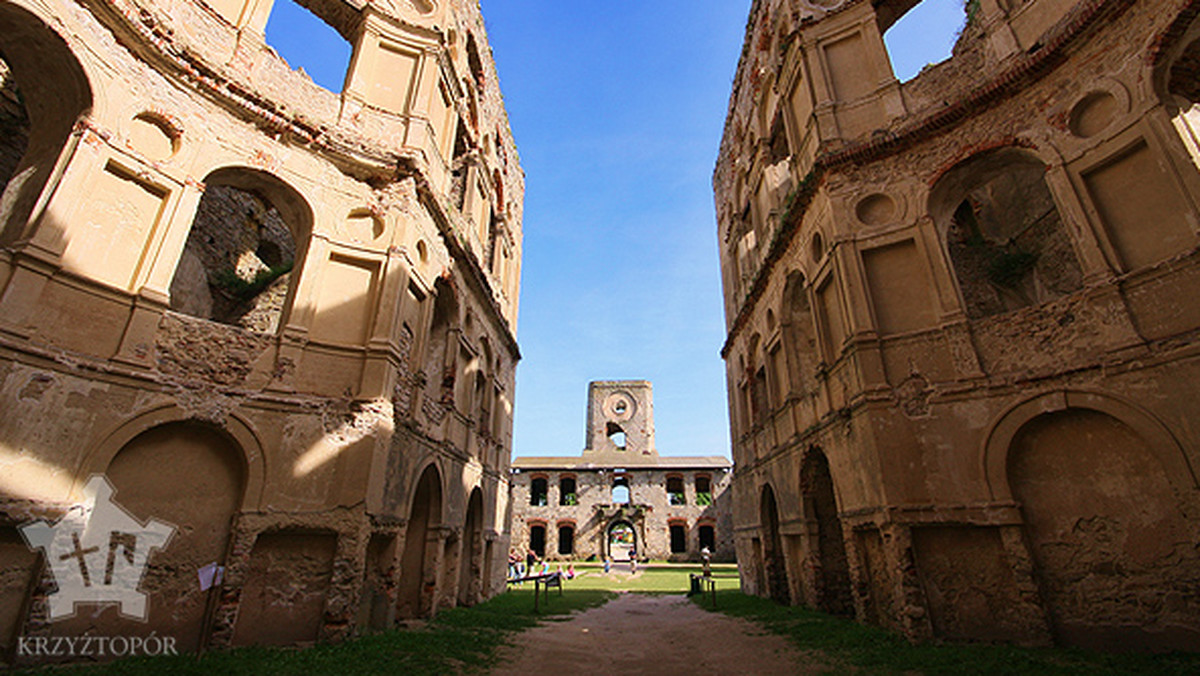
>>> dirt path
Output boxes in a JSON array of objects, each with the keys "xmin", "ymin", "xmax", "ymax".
[{"xmin": 488, "ymin": 593, "xmax": 824, "ymax": 675}]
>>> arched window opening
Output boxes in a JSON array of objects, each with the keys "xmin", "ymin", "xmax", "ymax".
[
  {"xmin": 699, "ymin": 524, "xmax": 716, "ymax": 551},
  {"xmin": 881, "ymin": 0, "xmax": 966, "ymax": 82},
  {"xmin": 529, "ymin": 476, "xmax": 548, "ymax": 506},
  {"xmin": 0, "ymin": 8, "xmax": 92, "ymax": 247},
  {"xmin": 767, "ymin": 343, "xmax": 785, "ymax": 410},
  {"xmin": 752, "ymin": 366, "xmax": 769, "ymax": 426},
  {"xmin": 491, "ymin": 385, "xmax": 504, "ymax": 443},
  {"xmin": 557, "ymin": 525, "xmax": 574, "ymax": 556},
  {"xmin": 423, "ymin": 280, "xmax": 458, "ymax": 403},
  {"xmin": 451, "ymin": 123, "xmax": 472, "ymax": 212},
  {"xmin": 493, "ymin": 169, "xmax": 505, "ymax": 214},
  {"xmin": 466, "ymin": 33, "xmax": 485, "ymax": 90},
  {"xmin": 453, "ymin": 345, "xmax": 475, "ymax": 410},
  {"xmin": 695, "ymin": 475, "xmax": 713, "ymax": 506},
  {"xmin": 528, "ymin": 524, "xmax": 546, "ymax": 558},
  {"xmin": 666, "ymin": 475, "xmax": 685, "ymax": 506},
  {"xmin": 169, "ymin": 169, "xmax": 309, "ymax": 333},
  {"xmin": 0, "ymin": 53, "xmax": 30, "ymax": 199},
  {"xmin": 767, "ymin": 109, "xmax": 789, "ymax": 164},
  {"xmin": 473, "ymin": 370, "xmax": 488, "ymax": 434},
  {"xmin": 669, "ymin": 523, "xmax": 687, "ymax": 554},
  {"xmin": 611, "ymin": 475, "xmax": 630, "ymax": 504},
  {"xmin": 559, "ymin": 476, "xmax": 577, "ymax": 506},
  {"xmin": 264, "ymin": 0, "xmax": 351, "ymax": 93},
  {"xmin": 930, "ymin": 148, "xmax": 1083, "ymax": 319},
  {"xmin": 607, "ymin": 421, "xmax": 627, "ymax": 450}
]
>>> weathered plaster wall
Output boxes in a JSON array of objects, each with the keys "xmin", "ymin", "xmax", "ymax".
[
  {"xmin": 0, "ymin": 0, "xmax": 522, "ymax": 662},
  {"xmin": 716, "ymin": 0, "xmax": 1200, "ymax": 651}
]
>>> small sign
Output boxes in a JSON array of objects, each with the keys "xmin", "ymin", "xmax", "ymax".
[{"xmin": 197, "ymin": 562, "xmax": 224, "ymax": 591}]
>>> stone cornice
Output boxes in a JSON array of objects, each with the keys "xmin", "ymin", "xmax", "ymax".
[{"xmin": 720, "ymin": 0, "xmax": 1137, "ymax": 359}]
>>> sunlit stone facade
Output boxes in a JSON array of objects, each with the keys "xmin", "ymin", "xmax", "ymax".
[
  {"xmin": 717, "ymin": 0, "xmax": 1200, "ymax": 650},
  {"xmin": 0, "ymin": 0, "xmax": 522, "ymax": 660}
]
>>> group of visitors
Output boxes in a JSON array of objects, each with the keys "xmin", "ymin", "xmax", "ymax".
[
  {"xmin": 507, "ymin": 548, "xmax": 577, "ymax": 582},
  {"xmin": 507, "ymin": 548, "xmax": 536, "ymax": 580},
  {"xmin": 601, "ymin": 548, "xmax": 639, "ymax": 575}
]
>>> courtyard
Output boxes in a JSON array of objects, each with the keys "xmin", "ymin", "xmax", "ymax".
[{"xmin": 15, "ymin": 564, "xmax": 1200, "ymax": 675}]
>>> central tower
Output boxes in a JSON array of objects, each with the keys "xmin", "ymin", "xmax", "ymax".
[{"xmin": 583, "ymin": 380, "xmax": 656, "ymax": 459}]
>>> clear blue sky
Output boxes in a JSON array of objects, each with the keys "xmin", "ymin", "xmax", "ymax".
[{"xmin": 265, "ymin": 0, "xmax": 965, "ymax": 460}]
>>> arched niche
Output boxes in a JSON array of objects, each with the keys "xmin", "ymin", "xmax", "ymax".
[
  {"xmin": 1003, "ymin": 403, "xmax": 1200, "ymax": 650},
  {"xmin": 0, "ymin": 3, "xmax": 92, "ymax": 247},
  {"xmin": 457, "ymin": 487, "xmax": 484, "ymax": 606},
  {"xmin": 76, "ymin": 403, "xmax": 265, "ymax": 509},
  {"xmin": 759, "ymin": 482, "xmax": 789, "ymax": 604},
  {"xmin": 800, "ymin": 447, "xmax": 852, "ymax": 616},
  {"xmin": 169, "ymin": 167, "xmax": 313, "ymax": 333},
  {"xmin": 983, "ymin": 390, "xmax": 1197, "ymax": 501},
  {"xmin": 929, "ymin": 147, "xmax": 1083, "ymax": 319},
  {"xmin": 398, "ymin": 462, "xmax": 443, "ymax": 618},
  {"xmin": 59, "ymin": 419, "xmax": 249, "ymax": 652},
  {"xmin": 781, "ymin": 270, "xmax": 818, "ymax": 396}
]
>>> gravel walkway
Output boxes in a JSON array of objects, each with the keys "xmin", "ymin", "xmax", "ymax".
[{"xmin": 488, "ymin": 593, "xmax": 824, "ymax": 675}]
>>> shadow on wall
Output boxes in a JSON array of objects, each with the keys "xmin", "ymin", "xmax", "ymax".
[{"xmin": 0, "ymin": 3, "xmax": 91, "ymax": 248}]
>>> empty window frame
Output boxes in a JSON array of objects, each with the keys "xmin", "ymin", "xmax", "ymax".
[
  {"xmin": 529, "ymin": 523, "xmax": 546, "ymax": 558},
  {"xmin": 695, "ymin": 475, "xmax": 713, "ymax": 506},
  {"xmin": 559, "ymin": 476, "xmax": 577, "ymax": 506},
  {"xmin": 558, "ymin": 525, "xmax": 574, "ymax": 556},
  {"xmin": 666, "ymin": 475, "xmax": 686, "ymax": 506},
  {"xmin": 530, "ymin": 476, "xmax": 548, "ymax": 506},
  {"xmin": 612, "ymin": 475, "xmax": 630, "ymax": 504},
  {"xmin": 669, "ymin": 523, "xmax": 687, "ymax": 554}
]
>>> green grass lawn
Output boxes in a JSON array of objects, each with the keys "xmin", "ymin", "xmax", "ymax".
[
  {"xmin": 13, "ymin": 589, "xmax": 614, "ymax": 676},
  {"xmin": 542, "ymin": 561, "xmax": 740, "ymax": 593},
  {"xmin": 693, "ymin": 589, "xmax": 1200, "ymax": 676},
  {"xmin": 19, "ymin": 570, "xmax": 1200, "ymax": 675}
]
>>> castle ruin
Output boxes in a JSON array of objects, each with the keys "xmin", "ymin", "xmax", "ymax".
[
  {"xmin": 0, "ymin": 0, "xmax": 522, "ymax": 659},
  {"xmin": 716, "ymin": 0, "xmax": 1200, "ymax": 650},
  {"xmin": 511, "ymin": 381, "xmax": 735, "ymax": 563}
]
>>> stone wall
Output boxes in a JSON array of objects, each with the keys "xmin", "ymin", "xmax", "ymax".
[
  {"xmin": 511, "ymin": 381, "xmax": 735, "ymax": 564},
  {"xmin": 716, "ymin": 0, "xmax": 1200, "ymax": 651},
  {"xmin": 0, "ymin": 0, "xmax": 522, "ymax": 663},
  {"xmin": 510, "ymin": 466, "xmax": 735, "ymax": 563}
]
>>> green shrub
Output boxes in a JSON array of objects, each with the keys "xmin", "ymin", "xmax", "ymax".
[{"xmin": 212, "ymin": 261, "xmax": 293, "ymax": 301}]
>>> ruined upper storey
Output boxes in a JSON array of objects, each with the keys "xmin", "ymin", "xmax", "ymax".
[
  {"xmin": 713, "ymin": 0, "xmax": 1174, "ymax": 330},
  {"xmin": 0, "ymin": 0, "xmax": 524, "ymax": 502},
  {"xmin": 715, "ymin": 0, "xmax": 1200, "ymax": 650},
  {"xmin": 1, "ymin": 0, "xmax": 523, "ymax": 332}
]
